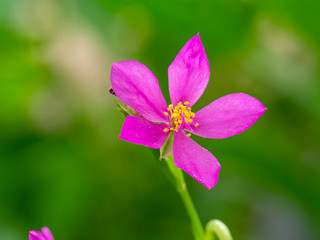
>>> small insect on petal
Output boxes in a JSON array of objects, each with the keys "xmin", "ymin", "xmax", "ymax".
[
  {"xmin": 195, "ymin": 123, "xmax": 199, "ymax": 127},
  {"xmin": 187, "ymin": 133, "xmax": 191, "ymax": 137},
  {"xmin": 109, "ymin": 87, "xmax": 116, "ymax": 96},
  {"xmin": 163, "ymin": 128, "xmax": 169, "ymax": 132},
  {"xmin": 164, "ymin": 112, "xmax": 168, "ymax": 116}
]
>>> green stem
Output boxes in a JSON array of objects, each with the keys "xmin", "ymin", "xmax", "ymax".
[
  {"xmin": 204, "ymin": 220, "xmax": 233, "ymax": 240},
  {"xmin": 178, "ymin": 176, "xmax": 205, "ymax": 240},
  {"xmin": 164, "ymin": 155, "xmax": 204, "ymax": 240},
  {"xmin": 154, "ymin": 151, "xmax": 232, "ymax": 240}
]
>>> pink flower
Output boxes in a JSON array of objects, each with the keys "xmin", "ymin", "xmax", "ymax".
[
  {"xmin": 29, "ymin": 227, "xmax": 54, "ymax": 240},
  {"xmin": 110, "ymin": 33, "xmax": 266, "ymax": 189}
]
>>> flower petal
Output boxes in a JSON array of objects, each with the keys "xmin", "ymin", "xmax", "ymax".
[
  {"xmin": 192, "ymin": 93, "xmax": 267, "ymax": 139},
  {"xmin": 111, "ymin": 60, "xmax": 168, "ymax": 122},
  {"xmin": 41, "ymin": 227, "xmax": 54, "ymax": 240},
  {"xmin": 119, "ymin": 116, "xmax": 169, "ymax": 149},
  {"xmin": 29, "ymin": 231, "xmax": 47, "ymax": 240},
  {"xmin": 168, "ymin": 33, "xmax": 210, "ymax": 107},
  {"xmin": 173, "ymin": 132, "xmax": 220, "ymax": 189}
]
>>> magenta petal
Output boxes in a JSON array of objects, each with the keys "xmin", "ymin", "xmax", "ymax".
[
  {"xmin": 111, "ymin": 60, "xmax": 168, "ymax": 122},
  {"xmin": 119, "ymin": 116, "xmax": 169, "ymax": 149},
  {"xmin": 173, "ymin": 132, "xmax": 220, "ymax": 189},
  {"xmin": 168, "ymin": 33, "xmax": 210, "ymax": 107},
  {"xmin": 41, "ymin": 227, "xmax": 54, "ymax": 240},
  {"xmin": 29, "ymin": 231, "xmax": 47, "ymax": 240},
  {"xmin": 192, "ymin": 93, "xmax": 267, "ymax": 139}
]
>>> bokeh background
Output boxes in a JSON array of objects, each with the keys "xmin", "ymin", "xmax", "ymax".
[{"xmin": 1, "ymin": 0, "xmax": 320, "ymax": 239}]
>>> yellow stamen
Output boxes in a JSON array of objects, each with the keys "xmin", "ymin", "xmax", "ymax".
[
  {"xmin": 163, "ymin": 128, "xmax": 169, "ymax": 132},
  {"xmin": 187, "ymin": 133, "xmax": 191, "ymax": 137},
  {"xmin": 165, "ymin": 102, "xmax": 196, "ymax": 132},
  {"xmin": 195, "ymin": 123, "xmax": 199, "ymax": 127}
]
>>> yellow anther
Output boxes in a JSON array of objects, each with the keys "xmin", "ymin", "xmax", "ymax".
[
  {"xmin": 195, "ymin": 123, "xmax": 199, "ymax": 127},
  {"xmin": 163, "ymin": 128, "xmax": 169, "ymax": 132},
  {"xmin": 187, "ymin": 133, "xmax": 191, "ymax": 137},
  {"xmin": 171, "ymin": 113, "xmax": 179, "ymax": 119},
  {"xmin": 166, "ymin": 101, "xmax": 196, "ymax": 132}
]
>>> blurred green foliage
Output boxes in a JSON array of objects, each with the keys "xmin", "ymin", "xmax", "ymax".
[{"xmin": 0, "ymin": 0, "xmax": 320, "ymax": 239}]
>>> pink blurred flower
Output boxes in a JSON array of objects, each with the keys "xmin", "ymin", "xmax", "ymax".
[
  {"xmin": 29, "ymin": 226, "xmax": 54, "ymax": 240},
  {"xmin": 110, "ymin": 33, "xmax": 266, "ymax": 189}
]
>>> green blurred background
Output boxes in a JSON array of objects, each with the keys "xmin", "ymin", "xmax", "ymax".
[{"xmin": 1, "ymin": 0, "xmax": 320, "ymax": 239}]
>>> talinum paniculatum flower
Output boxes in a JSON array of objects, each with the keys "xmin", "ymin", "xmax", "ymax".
[
  {"xmin": 110, "ymin": 33, "xmax": 266, "ymax": 189},
  {"xmin": 29, "ymin": 227, "xmax": 54, "ymax": 240}
]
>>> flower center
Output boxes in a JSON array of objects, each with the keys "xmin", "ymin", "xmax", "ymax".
[{"xmin": 163, "ymin": 102, "xmax": 199, "ymax": 135}]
